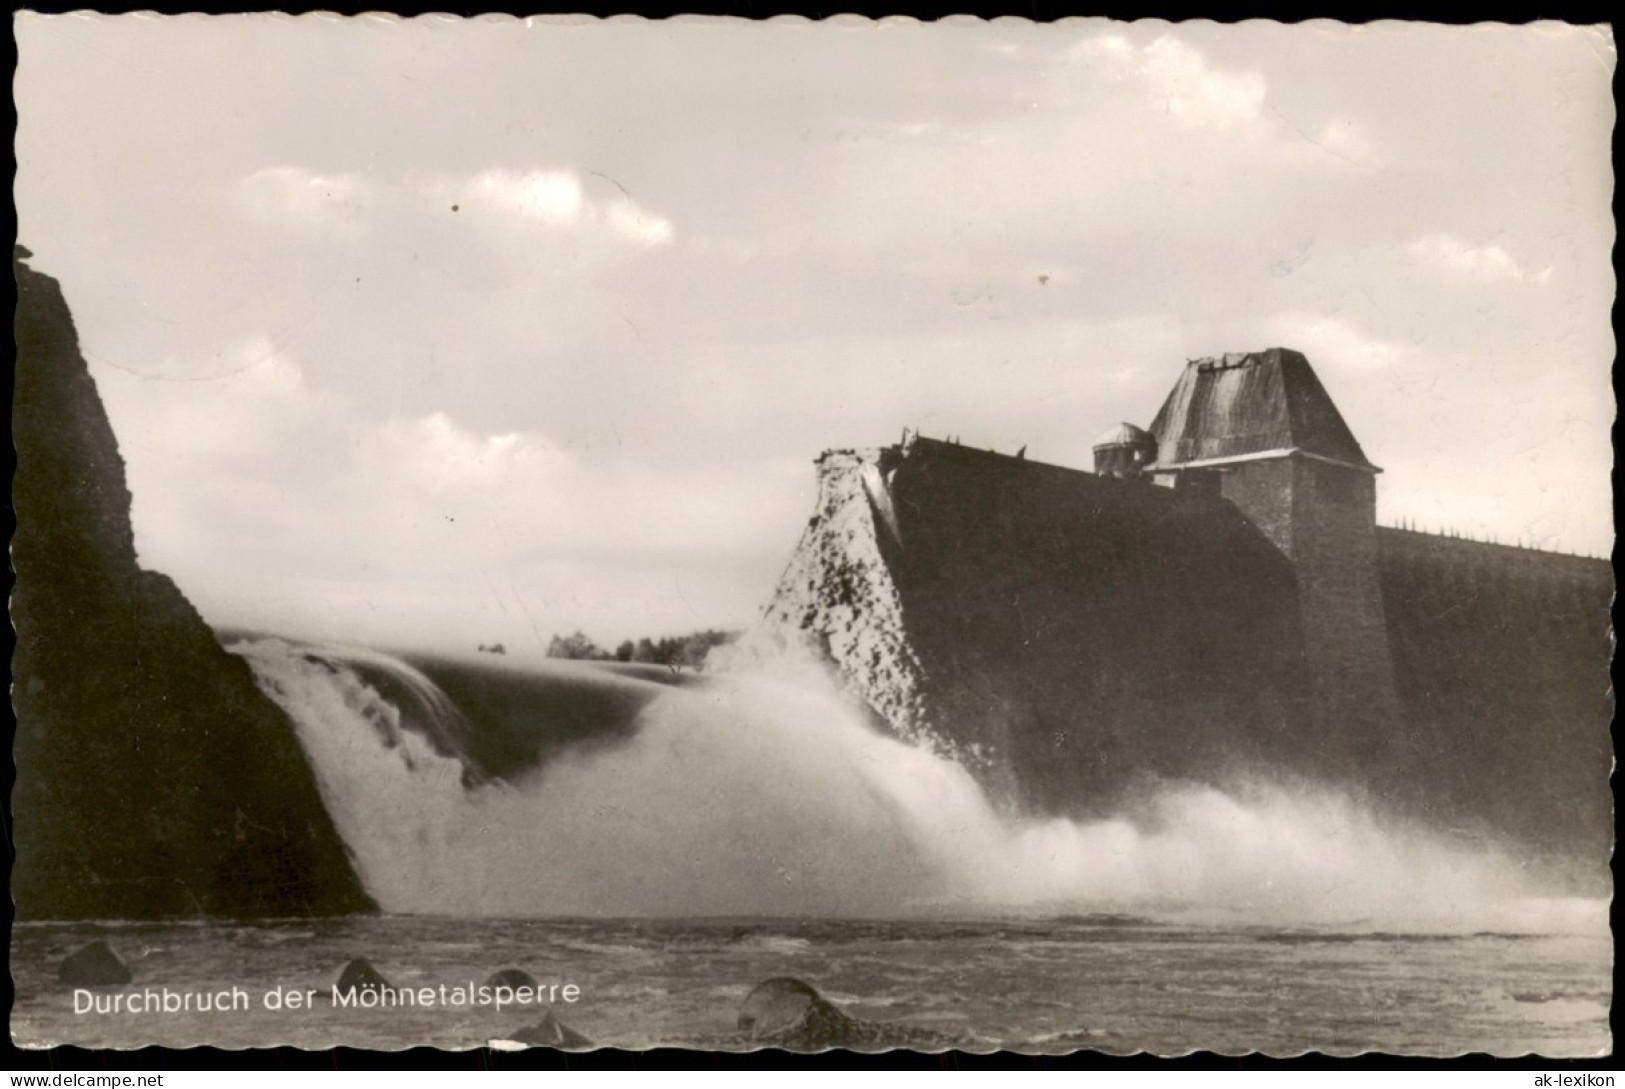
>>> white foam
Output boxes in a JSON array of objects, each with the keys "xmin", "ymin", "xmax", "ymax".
[{"xmin": 233, "ymin": 639, "xmax": 1606, "ymax": 933}]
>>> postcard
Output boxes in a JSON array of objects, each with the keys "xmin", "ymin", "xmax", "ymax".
[{"xmin": 10, "ymin": 13, "xmax": 1614, "ymax": 1056}]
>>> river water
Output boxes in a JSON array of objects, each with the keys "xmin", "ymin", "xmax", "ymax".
[
  {"xmin": 11, "ymin": 912, "xmax": 1610, "ymax": 1055},
  {"xmin": 11, "ymin": 640, "xmax": 1611, "ymax": 1055}
]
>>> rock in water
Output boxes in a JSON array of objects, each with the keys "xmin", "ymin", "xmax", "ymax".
[
  {"xmin": 497, "ymin": 1012, "xmax": 593, "ymax": 1050},
  {"xmin": 10, "ymin": 248, "xmax": 371, "ymax": 920},
  {"xmin": 58, "ymin": 941, "xmax": 132, "ymax": 986},
  {"xmin": 333, "ymin": 958, "xmax": 392, "ymax": 999},
  {"xmin": 485, "ymin": 968, "xmax": 539, "ymax": 990},
  {"xmin": 738, "ymin": 978, "xmax": 861, "ymax": 1050},
  {"xmin": 738, "ymin": 977, "xmax": 954, "ymax": 1051}
]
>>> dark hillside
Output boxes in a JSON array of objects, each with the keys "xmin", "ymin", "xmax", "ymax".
[{"xmin": 11, "ymin": 247, "xmax": 371, "ymax": 918}]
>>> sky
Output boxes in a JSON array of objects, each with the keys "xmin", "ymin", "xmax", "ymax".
[{"xmin": 15, "ymin": 15, "xmax": 1616, "ymax": 655}]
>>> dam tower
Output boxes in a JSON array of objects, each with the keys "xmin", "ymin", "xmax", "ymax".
[{"xmin": 1144, "ymin": 348, "xmax": 1403, "ymax": 761}]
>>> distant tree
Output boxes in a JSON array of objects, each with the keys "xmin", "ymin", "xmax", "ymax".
[
  {"xmin": 546, "ymin": 631, "xmax": 610, "ymax": 660},
  {"xmin": 624, "ymin": 629, "xmax": 739, "ymax": 670},
  {"xmin": 552, "ymin": 628, "xmax": 740, "ymax": 668},
  {"xmin": 674, "ymin": 629, "xmax": 736, "ymax": 668}
]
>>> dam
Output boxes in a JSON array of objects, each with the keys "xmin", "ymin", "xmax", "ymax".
[
  {"xmin": 11, "ymin": 237, "xmax": 1611, "ymax": 925},
  {"xmin": 763, "ymin": 348, "xmax": 1613, "ymax": 864}
]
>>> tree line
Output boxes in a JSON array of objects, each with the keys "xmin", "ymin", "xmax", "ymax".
[{"xmin": 544, "ymin": 628, "xmax": 738, "ymax": 670}]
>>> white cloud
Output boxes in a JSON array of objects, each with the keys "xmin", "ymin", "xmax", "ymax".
[
  {"xmin": 1309, "ymin": 117, "xmax": 1382, "ymax": 170},
  {"xmin": 467, "ymin": 168, "xmax": 585, "ymax": 225},
  {"xmin": 1074, "ymin": 34, "xmax": 1266, "ymax": 131},
  {"xmin": 97, "ymin": 340, "xmax": 560, "ymax": 574},
  {"xmin": 1068, "ymin": 35, "xmax": 1382, "ymax": 172},
  {"xmin": 240, "ymin": 166, "xmax": 368, "ymax": 232},
  {"xmin": 371, "ymin": 412, "xmax": 568, "ymax": 494},
  {"xmin": 602, "ymin": 196, "xmax": 676, "ymax": 247},
  {"xmin": 236, "ymin": 165, "xmax": 675, "ymax": 248},
  {"xmin": 1262, "ymin": 310, "xmax": 1419, "ymax": 375},
  {"xmin": 95, "ymin": 337, "xmax": 803, "ymax": 648},
  {"xmin": 1138, "ymin": 36, "xmax": 1268, "ymax": 130},
  {"xmin": 1403, "ymin": 233, "xmax": 1551, "ymax": 285}
]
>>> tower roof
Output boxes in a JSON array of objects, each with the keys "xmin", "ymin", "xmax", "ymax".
[{"xmin": 1147, "ymin": 347, "xmax": 1377, "ymax": 472}]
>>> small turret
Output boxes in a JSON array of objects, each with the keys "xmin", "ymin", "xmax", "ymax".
[{"xmin": 1092, "ymin": 423, "xmax": 1157, "ymax": 479}]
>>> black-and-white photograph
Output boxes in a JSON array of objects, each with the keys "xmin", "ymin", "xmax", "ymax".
[{"xmin": 10, "ymin": 13, "xmax": 1614, "ymax": 1057}]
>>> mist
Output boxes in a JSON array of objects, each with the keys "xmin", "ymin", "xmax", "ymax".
[{"xmin": 230, "ymin": 638, "xmax": 1601, "ymax": 935}]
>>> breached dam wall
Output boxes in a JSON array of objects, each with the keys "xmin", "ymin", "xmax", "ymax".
[
  {"xmin": 761, "ymin": 450, "xmax": 937, "ymax": 758},
  {"xmin": 763, "ymin": 438, "xmax": 1312, "ymax": 815},
  {"xmin": 764, "ymin": 438, "xmax": 1612, "ymax": 863},
  {"xmin": 11, "ymin": 249, "xmax": 371, "ymax": 919}
]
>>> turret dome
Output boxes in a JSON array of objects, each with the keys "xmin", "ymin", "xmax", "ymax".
[
  {"xmin": 1093, "ymin": 422, "xmax": 1155, "ymax": 449},
  {"xmin": 1091, "ymin": 423, "xmax": 1157, "ymax": 479}
]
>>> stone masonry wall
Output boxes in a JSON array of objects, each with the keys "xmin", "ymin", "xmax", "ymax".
[
  {"xmin": 1289, "ymin": 462, "xmax": 1403, "ymax": 767},
  {"xmin": 1221, "ymin": 458, "xmax": 1402, "ymax": 772},
  {"xmin": 1376, "ymin": 527, "xmax": 1612, "ymax": 862}
]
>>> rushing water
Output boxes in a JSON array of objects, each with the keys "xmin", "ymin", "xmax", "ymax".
[
  {"xmin": 10, "ymin": 915, "xmax": 1610, "ymax": 1054},
  {"xmin": 10, "ymin": 638, "xmax": 1610, "ymax": 1054}
]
